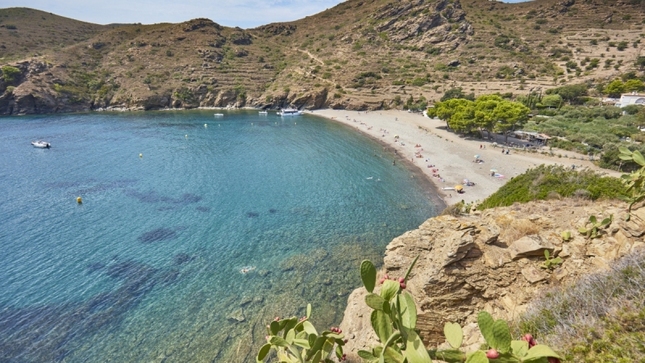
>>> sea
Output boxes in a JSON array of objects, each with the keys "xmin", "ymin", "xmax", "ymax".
[{"xmin": 0, "ymin": 109, "xmax": 442, "ymax": 362}]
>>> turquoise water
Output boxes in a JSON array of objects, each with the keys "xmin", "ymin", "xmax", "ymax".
[{"xmin": 0, "ymin": 110, "xmax": 441, "ymax": 362}]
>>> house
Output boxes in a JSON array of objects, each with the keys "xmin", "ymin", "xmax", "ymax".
[{"xmin": 616, "ymin": 93, "xmax": 645, "ymax": 107}]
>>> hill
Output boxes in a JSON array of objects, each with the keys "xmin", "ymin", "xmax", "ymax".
[
  {"xmin": 0, "ymin": 8, "xmax": 111, "ymax": 61},
  {"xmin": 1, "ymin": 0, "xmax": 645, "ymax": 114}
]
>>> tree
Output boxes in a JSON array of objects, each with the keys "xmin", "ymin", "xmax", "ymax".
[
  {"xmin": 624, "ymin": 79, "xmax": 645, "ymax": 92},
  {"xmin": 546, "ymin": 83, "xmax": 588, "ymax": 105},
  {"xmin": 542, "ymin": 94, "xmax": 563, "ymax": 108},
  {"xmin": 440, "ymin": 87, "xmax": 475, "ymax": 102},
  {"xmin": 473, "ymin": 95, "xmax": 503, "ymax": 137},
  {"xmin": 432, "ymin": 98, "xmax": 475, "ymax": 132},
  {"xmin": 604, "ymin": 79, "xmax": 626, "ymax": 98},
  {"xmin": 492, "ymin": 100, "xmax": 531, "ymax": 143}
]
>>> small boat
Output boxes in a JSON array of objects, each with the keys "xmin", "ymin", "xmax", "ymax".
[
  {"xmin": 214, "ymin": 113, "xmax": 224, "ymax": 117},
  {"xmin": 277, "ymin": 108, "xmax": 302, "ymax": 116},
  {"xmin": 258, "ymin": 110, "xmax": 268, "ymax": 115},
  {"xmin": 31, "ymin": 140, "xmax": 51, "ymax": 148}
]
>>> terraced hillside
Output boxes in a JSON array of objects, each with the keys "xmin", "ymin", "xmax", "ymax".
[{"xmin": 1, "ymin": 0, "xmax": 645, "ymax": 114}]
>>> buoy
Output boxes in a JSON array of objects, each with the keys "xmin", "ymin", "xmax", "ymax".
[
  {"xmin": 185, "ymin": 134, "xmax": 188, "ymax": 139},
  {"xmin": 204, "ymin": 123, "xmax": 208, "ymax": 128},
  {"xmin": 139, "ymin": 153, "xmax": 143, "ymax": 158},
  {"xmin": 76, "ymin": 196, "xmax": 83, "ymax": 204}
]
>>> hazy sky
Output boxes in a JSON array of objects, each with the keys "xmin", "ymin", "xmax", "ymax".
[{"xmin": 5, "ymin": 0, "xmax": 532, "ymax": 29}]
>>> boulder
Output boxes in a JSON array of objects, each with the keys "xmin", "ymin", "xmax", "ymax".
[{"xmin": 508, "ymin": 235, "xmax": 554, "ymax": 260}]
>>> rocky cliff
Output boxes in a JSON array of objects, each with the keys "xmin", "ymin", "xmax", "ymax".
[{"xmin": 339, "ymin": 199, "xmax": 645, "ymax": 361}]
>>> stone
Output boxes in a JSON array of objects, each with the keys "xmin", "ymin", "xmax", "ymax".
[
  {"xmin": 632, "ymin": 241, "xmax": 645, "ymax": 252},
  {"xmin": 508, "ymin": 235, "xmax": 555, "ymax": 260},
  {"xmin": 618, "ymin": 218, "xmax": 645, "ymax": 237},
  {"xmin": 521, "ymin": 265, "xmax": 548, "ymax": 284},
  {"xmin": 586, "ymin": 239, "xmax": 618, "ymax": 261},
  {"xmin": 631, "ymin": 206, "xmax": 645, "ymax": 223},
  {"xmin": 239, "ymin": 296, "xmax": 253, "ymax": 306},
  {"xmin": 476, "ymin": 223, "xmax": 500, "ymax": 244},
  {"xmin": 554, "ymin": 267, "xmax": 568, "ymax": 281},
  {"xmin": 439, "ymin": 230, "xmax": 475, "ymax": 267},
  {"xmin": 227, "ymin": 308, "xmax": 245, "ymax": 322},
  {"xmin": 482, "ymin": 245, "xmax": 511, "ymax": 268}
]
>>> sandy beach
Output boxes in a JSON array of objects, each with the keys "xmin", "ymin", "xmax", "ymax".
[{"xmin": 308, "ymin": 109, "xmax": 620, "ymax": 206}]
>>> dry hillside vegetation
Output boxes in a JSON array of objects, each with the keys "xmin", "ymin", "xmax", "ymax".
[{"xmin": 1, "ymin": 0, "xmax": 645, "ymax": 114}]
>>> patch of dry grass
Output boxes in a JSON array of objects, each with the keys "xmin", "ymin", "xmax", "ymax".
[
  {"xmin": 498, "ymin": 217, "xmax": 541, "ymax": 243},
  {"xmin": 514, "ymin": 250, "xmax": 645, "ymax": 362}
]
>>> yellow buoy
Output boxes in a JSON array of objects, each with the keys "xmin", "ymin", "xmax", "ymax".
[
  {"xmin": 76, "ymin": 196, "xmax": 83, "ymax": 204},
  {"xmin": 139, "ymin": 153, "xmax": 143, "ymax": 158}
]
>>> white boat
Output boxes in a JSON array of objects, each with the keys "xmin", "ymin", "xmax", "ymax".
[
  {"xmin": 214, "ymin": 113, "xmax": 224, "ymax": 117},
  {"xmin": 31, "ymin": 140, "xmax": 51, "ymax": 148},
  {"xmin": 258, "ymin": 110, "xmax": 268, "ymax": 115},
  {"xmin": 277, "ymin": 108, "xmax": 302, "ymax": 116}
]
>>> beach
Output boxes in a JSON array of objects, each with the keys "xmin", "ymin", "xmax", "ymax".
[{"xmin": 309, "ymin": 109, "xmax": 621, "ymax": 206}]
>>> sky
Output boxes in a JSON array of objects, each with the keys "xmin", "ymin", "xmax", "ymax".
[{"xmin": 4, "ymin": 0, "xmax": 533, "ymax": 29}]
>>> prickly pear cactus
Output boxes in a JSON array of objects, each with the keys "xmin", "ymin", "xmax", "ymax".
[
  {"xmin": 357, "ymin": 256, "xmax": 433, "ymax": 363},
  {"xmin": 257, "ymin": 304, "xmax": 346, "ymax": 363}
]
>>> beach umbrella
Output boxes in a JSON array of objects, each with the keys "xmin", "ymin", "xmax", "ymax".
[
  {"xmin": 490, "ymin": 169, "xmax": 497, "ymax": 172},
  {"xmin": 474, "ymin": 154, "xmax": 480, "ymax": 159},
  {"xmin": 394, "ymin": 135, "xmax": 399, "ymax": 138},
  {"xmin": 455, "ymin": 185, "xmax": 463, "ymax": 191}
]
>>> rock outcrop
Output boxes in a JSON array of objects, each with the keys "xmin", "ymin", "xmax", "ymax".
[{"xmin": 339, "ymin": 199, "xmax": 645, "ymax": 361}]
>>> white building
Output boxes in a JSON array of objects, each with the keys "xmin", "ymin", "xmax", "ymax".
[{"xmin": 616, "ymin": 93, "xmax": 645, "ymax": 107}]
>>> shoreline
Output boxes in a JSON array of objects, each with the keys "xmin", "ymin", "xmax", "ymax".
[{"xmin": 308, "ymin": 109, "xmax": 621, "ymax": 206}]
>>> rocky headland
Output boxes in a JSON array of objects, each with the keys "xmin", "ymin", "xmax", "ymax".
[{"xmin": 339, "ymin": 199, "xmax": 645, "ymax": 361}]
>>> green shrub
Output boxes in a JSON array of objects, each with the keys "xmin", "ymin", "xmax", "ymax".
[
  {"xmin": 1, "ymin": 65, "xmax": 21, "ymax": 84},
  {"xmin": 478, "ymin": 165, "xmax": 627, "ymax": 210}
]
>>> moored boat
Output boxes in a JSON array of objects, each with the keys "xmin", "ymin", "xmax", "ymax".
[
  {"xmin": 277, "ymin": 108, "xmax": 302, "ymax": 116},
  {"xmin": 31, "ymin": 140, "xmax": 51, "ymax": 148}
]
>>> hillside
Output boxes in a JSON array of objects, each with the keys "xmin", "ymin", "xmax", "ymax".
[
  {"xmin": 0, "ymin": 8, "xmax": 112, "ymax": 61},
  {"xmin": 1, "ymin": 0, "xmax": 645, "ymax": 114}
]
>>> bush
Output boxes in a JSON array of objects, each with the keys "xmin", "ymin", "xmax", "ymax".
[
  {"xmin": 622, "ymin": 104, "xmax": 642, "ymax": 115},
  {"xmin": 1, "ymin": 65, "xmax": 21, "ymax": 84},
  {"xmin": 478, "ymin": 165, "xmax": 627, "ymax": 210}
]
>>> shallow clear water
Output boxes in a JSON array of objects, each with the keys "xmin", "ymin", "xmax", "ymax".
[{"xmin": 0, "ymin": 110, "xmax": 441, "ymax": 362}]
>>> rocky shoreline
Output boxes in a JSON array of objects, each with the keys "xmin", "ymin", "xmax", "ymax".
[{"xmin": 338, "ymin": 199, "xmax": 645, "ymax": 362}]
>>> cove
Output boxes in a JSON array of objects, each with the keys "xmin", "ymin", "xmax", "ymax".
[{"xmin": 0, "ymin": 109, "xmax": 441, "ymax": 362}]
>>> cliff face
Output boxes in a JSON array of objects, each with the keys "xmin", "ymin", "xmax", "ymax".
[{"xmin": 339, "ymin": 199, "xmax": 645, "ymax": 361}]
